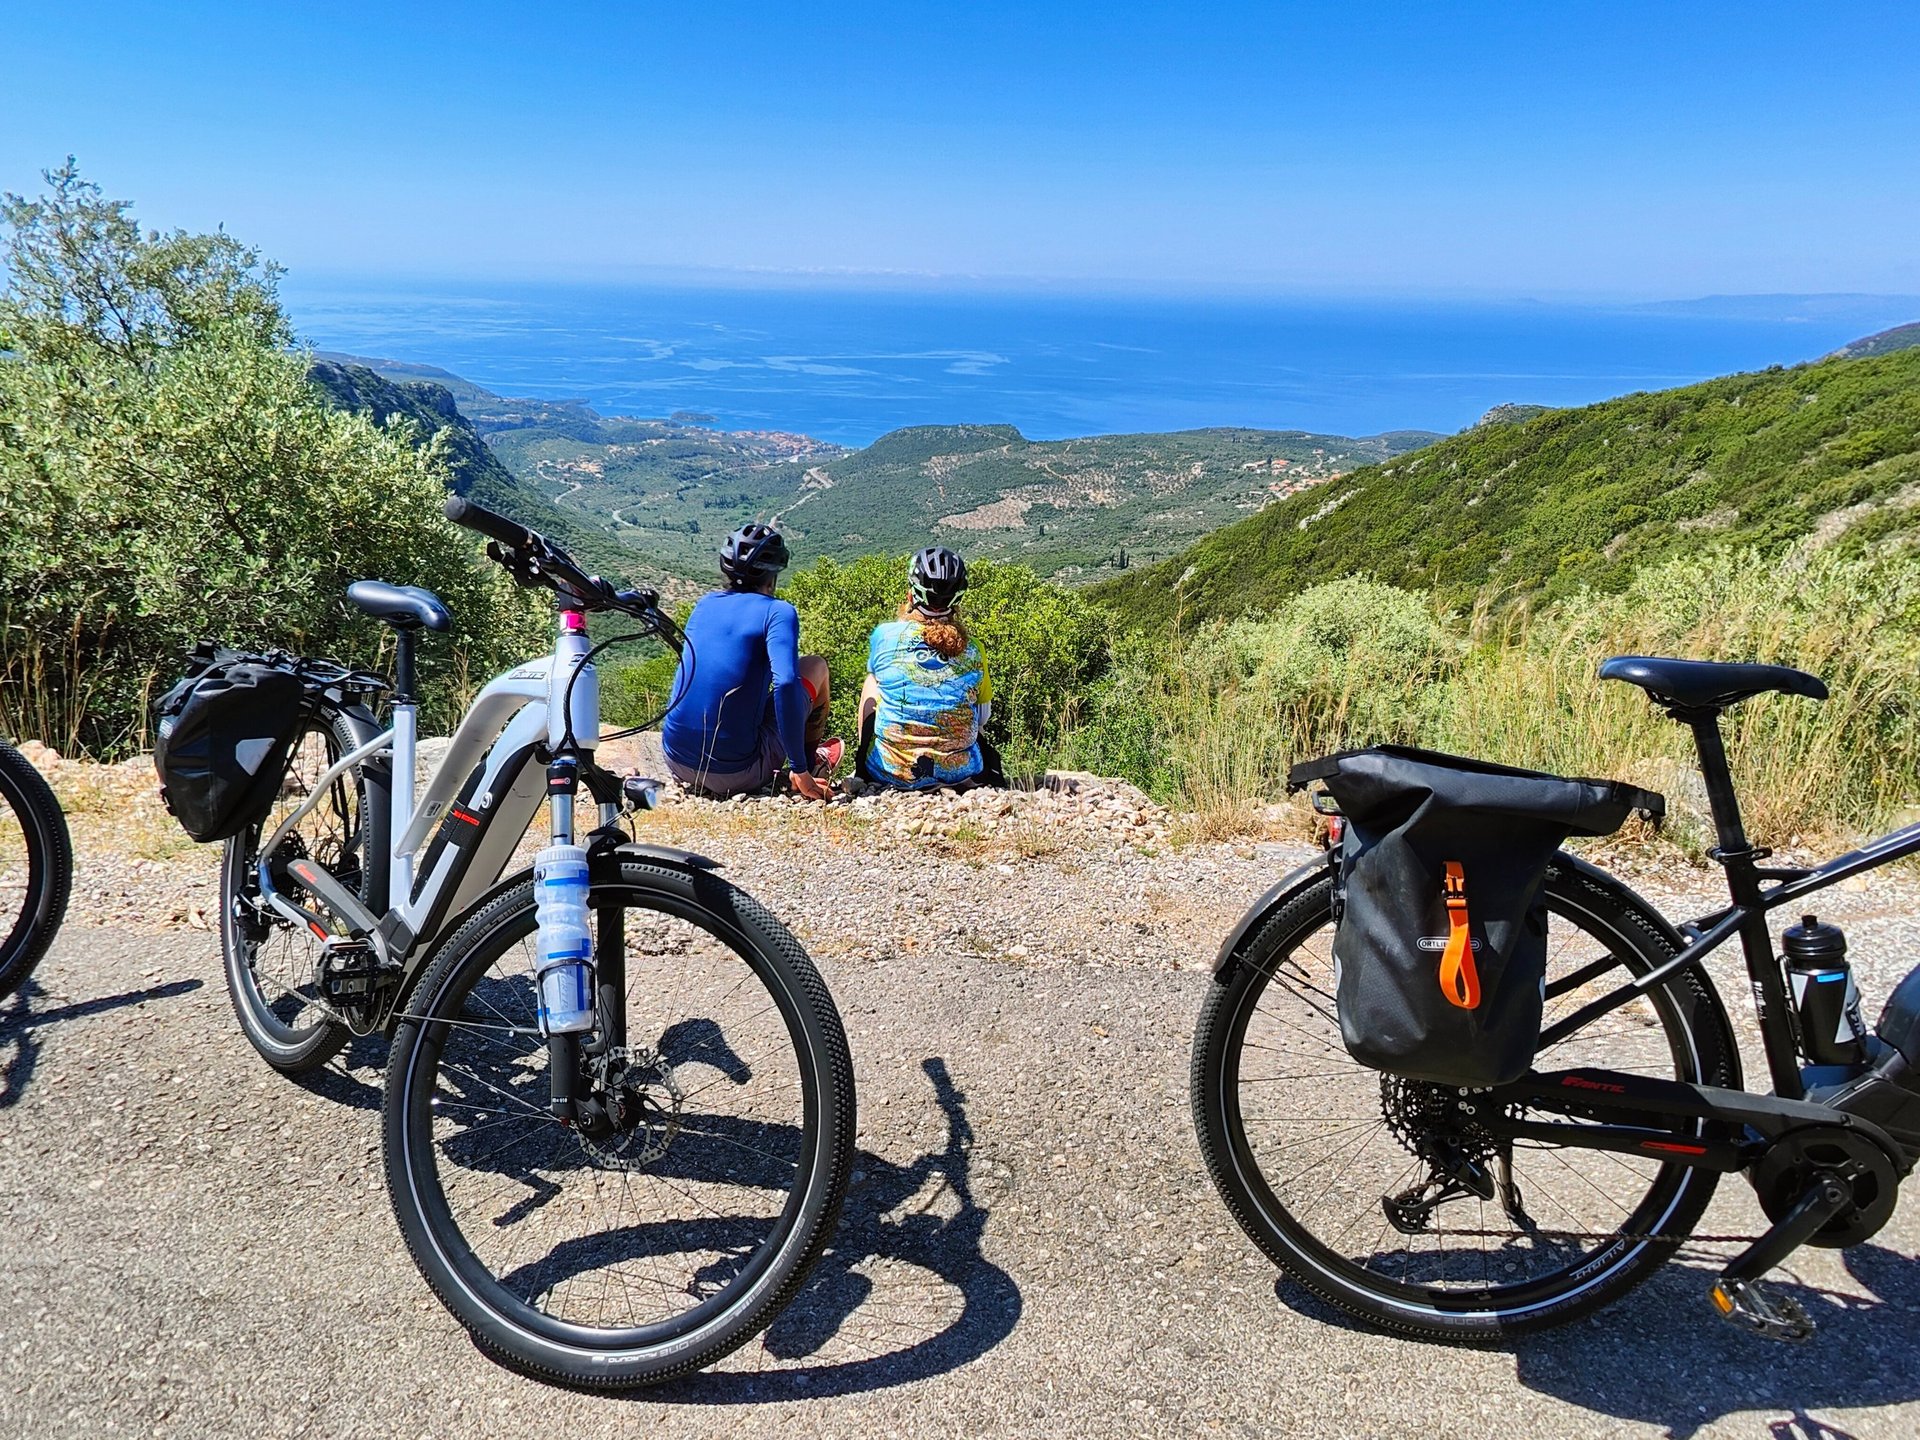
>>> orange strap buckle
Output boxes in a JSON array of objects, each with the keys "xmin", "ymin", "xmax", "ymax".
[{"xmin": 1439, "ymin": 860, "xmax": 1481, "ymax": 1010}]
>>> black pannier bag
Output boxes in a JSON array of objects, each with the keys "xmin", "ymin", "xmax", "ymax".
[
  {"xmin": 152, "ymin": 647, "xmax": 309, "ymax": 843},
  {"xmin": 1288, "ymin": 745, "xmax": 1663, "ymax": 1088}
]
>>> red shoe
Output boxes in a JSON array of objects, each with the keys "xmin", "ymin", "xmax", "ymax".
[{"xmin": 813, "ymin": 738, "xmax": 845, "ymax": 774}]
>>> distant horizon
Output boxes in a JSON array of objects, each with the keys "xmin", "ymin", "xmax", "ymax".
[
  {"xmin": 282, "ymin": 282, "xmax": 1919, "ymax": 448},
  {"xmin": 280, "ymin": 266, "xmax": 1920, "ymax": 318}
]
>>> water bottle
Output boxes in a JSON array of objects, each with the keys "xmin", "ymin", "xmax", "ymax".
[
  {"xmin": 534, "ymin": 843, "xmax": 595, "ymax": 1034},
  {"xmin": 1783, "ymin": 914, "xmax": 1868, "ymax": 1067}
]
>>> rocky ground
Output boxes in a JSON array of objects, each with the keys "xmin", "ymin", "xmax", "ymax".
[{"xmin": 3, "ymin": 743, "xmax": 1918, "ymax": 1438}]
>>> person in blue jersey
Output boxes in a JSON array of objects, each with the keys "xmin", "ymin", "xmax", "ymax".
[
  {"xmin": 661, "ymin": 524, "xmax": 843, "ymax": 800},
  {"xmin": 856, "ymin": 546, "xmax": 1003, "ymax": 790}
]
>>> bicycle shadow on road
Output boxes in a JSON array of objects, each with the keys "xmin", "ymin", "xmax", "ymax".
[
  {"xmin": 291, "ymin": 1032, "xmax": 389, "ymax": 1111},
  {"xmin": 0, "ymin": 976, "xmax": 205, "ymax": 1108},
  {"xmin": 1510, "ymin": 1248, "xmax": 1920, "ymax": 1439},
  {"xmin": 640, "ymin": 1055, "xmax": 1024, "ymax": 1404}
]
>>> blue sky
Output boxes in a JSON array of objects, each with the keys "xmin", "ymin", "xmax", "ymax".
[{"xmin": 4, "ymin": 2, "xmax": 1917, "ymax": 298}]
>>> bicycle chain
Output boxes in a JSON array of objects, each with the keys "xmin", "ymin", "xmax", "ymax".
[{"xmin": 1378, "ymin": 1077, "xmax": 1752, "ymax": 1247}]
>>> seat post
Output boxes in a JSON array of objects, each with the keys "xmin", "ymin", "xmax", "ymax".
[
  {"xmin": 1690, "ymin": 706, "xmax": 1803, "ymax": 1098},
  {"xmin": 392, "ymin": 629, "xmax": 418, "ymax": 704},
  {"xmin": 1686, "ymin": 711, "xmax": 1750, "ymax": 857},
  {"xmin": 388, "ymin": 627, "xmax": 419, "ymax": 910}
]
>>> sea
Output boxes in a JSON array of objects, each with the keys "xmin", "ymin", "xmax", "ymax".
[{"xmin": 283, "ymin": 279, "xmax": 1920, "ymax": 448}]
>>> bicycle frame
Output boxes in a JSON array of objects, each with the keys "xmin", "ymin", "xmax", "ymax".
[
  {"xmin": 1467, "ymin": 701, "xmax": 1920, "ymax": 1201},
  {"xmin": 1541, "ymin": 818, "xmax": 1920, "ymax": 1100},
  {"xmin": 254, "ymin": 609, "xmax": 607, "ymax": 1006}
]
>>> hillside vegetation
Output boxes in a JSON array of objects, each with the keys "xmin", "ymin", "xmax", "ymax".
[
  {"xmin": 321, "ymin": 352, "xmax": 844, "ymax": 585},
  {"xmin": 1096, "ymin": 347, "xmax": 1920, "ymax": 627},
  {"xmin": 1832, "ymin": 321, "xmax": 1920, "ymax": 360},
  {"xmin": 0, "ymin": 166, "xmax": 538, "ymax": 754},
  {"xmin": 355, "ymin": 353, "xmax": 1439, "ymax": 588},
  {"xmin": 765, "ymin": 422, "xmax": 1436, "ymax": 580},
  {"xmin": 306, "ymin": 359, "xmax": 636, "ymax": 580}
]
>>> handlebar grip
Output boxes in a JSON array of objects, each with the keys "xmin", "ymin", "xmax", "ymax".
[{"xmin": 443, "ymin": 495, "xmax": 536, "ymax": 550}]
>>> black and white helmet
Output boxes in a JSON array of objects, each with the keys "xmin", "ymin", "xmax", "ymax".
[
  {"xmin": 719, "ymin": 523, "xmax": 790, "ymax": 587},
  {"xmin": 909, "ymin": 546, "xmax": 968, "ymax": 614}
]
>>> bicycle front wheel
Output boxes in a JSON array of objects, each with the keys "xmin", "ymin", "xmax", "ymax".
[
  {"xmin": 383, "ymin": 857, "xmax": 856, "ymax": 1388},
  {"xmin": 0, "ymin": 740, "xmax": 72, "ymax": 1000},
  {"xmin": 1192, "ymin": 858, "xmax": 1737, "ymax": 1341}
]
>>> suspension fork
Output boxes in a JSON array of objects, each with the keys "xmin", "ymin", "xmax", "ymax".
[
  {"xmin": 594, "ymin": 868, "xmax": 628, "ymax": 1053},
  {"xmin": 544, "ymin": 778, "xmax": 630, "ymax": 1118},
  {"xmin": 544, "ymin": 750, "xmax": 586, "ymax": 1121}
]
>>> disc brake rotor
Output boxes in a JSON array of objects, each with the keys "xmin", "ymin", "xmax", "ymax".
[{"xmin": 576, "ymin": 1046, "xmax": 685, "ymax": 1171}]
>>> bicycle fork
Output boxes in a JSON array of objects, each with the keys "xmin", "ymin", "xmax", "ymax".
[
  {"xmin": 538, "ymin": 782, "xmax": 629, "ymax": 1130},
  {"xmin": 533, "ymin": 612, "xmax": 630, "ymax": 1127}
]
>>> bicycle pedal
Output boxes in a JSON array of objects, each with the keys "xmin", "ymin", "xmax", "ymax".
[{"xmin": 1710, "ymin": 1277, "xmax": 1815, "ymax": 1343}]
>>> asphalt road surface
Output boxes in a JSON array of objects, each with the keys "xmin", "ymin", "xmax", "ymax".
[{"xmin": 3, "ymin": 850, "xmax": 1918, "ymax": 1439}]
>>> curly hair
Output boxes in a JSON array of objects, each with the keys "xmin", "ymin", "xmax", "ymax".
[{"xmin": 900, "ymin": 600, "xmax": 968, "ymax": 659}]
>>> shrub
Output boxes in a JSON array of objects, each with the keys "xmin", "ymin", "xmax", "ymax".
[
  {"xmin": 1065, "ymin": 579, "xmax": 1454, "ymax": 806},
  {"xmin": 0, "ymin": 163, "xmax": 540, "ymax": 754}
]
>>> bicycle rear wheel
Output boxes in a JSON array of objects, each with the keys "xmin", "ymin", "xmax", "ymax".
[
  {"xmin": 383, "ymin": 857, "xmax": 855, "ymax": 1388},
  {"xmin": 221, "ymin": 709, "xmax": 383, "ymax": 1071},
  {"xmin": 0, "ymin": 741, "xmax": 72, "ymax": 1000},
  {"xmin": 1192, "ymin": 857, "xmax": 1737, "ymax": 1340}
]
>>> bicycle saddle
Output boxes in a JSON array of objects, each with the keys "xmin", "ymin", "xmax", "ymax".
[
  {"xmin": 346, "ymin": 580, "xmax": 452, "ymax": 633},
  {"xmin": 1598, "ymin": 655, "xmax": 1828, "ymax": 711}
]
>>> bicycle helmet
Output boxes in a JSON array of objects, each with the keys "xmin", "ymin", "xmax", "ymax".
[
  {"xmin": 719, "ymin": 523, "xmax": 791, "ymax": 588},
  {"xmin": 909, "ymin": 546, "xmax": 968, "ymax": 614}
]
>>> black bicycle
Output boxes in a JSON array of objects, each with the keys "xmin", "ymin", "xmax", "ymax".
[
  {"xmin": 0, "ymin": 739, "xmax": 72, "ymax": 999},
  {"xmin": 1193, "ymin": 656, "xmax": 1920, "ymax": 1343}
]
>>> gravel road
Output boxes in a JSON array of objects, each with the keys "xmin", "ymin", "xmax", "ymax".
[{"xmin": 2, "ymin": 781, "xmax": 1918, "ymax": 1439}]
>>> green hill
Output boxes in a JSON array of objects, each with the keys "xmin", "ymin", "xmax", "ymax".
[
  {"xmin": 1094, "ymin": 347, "xmax": 1920, "ymax": 628},
  {"xmin": 308, "ymin": 354, "xmax": 842, "ymax": 587},
  {"xmin": 313, "ymin": 352, "xmax": 1440, "ymax": 587},
  {"xmin": 305, "ymin": 359, "xmax": 635, "ymax": 579},
  {"xmin": 1832, "ymin": 321, "xmax": 1920, "ymax": 360},
  {"xmin": 771, "ymin": 423, "xmax": 1439, "ymax": 580}
]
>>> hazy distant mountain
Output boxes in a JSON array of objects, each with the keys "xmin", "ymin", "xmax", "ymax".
[{"xmin": 1630, "ymin": 293, "xmax": 1920, "ymax": 324}]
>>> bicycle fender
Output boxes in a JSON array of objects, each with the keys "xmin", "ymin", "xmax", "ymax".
[
  {"xmin": 1551, "ymin": 847, "xmax": 1690, "ymax": 954},
  {"xmin": 1213, "ymin": 853, "xmax": 1335, "ymax": 980},
  {"xmin": 592, "ymin": 841, "xmax": 724, "ymax": 875}
]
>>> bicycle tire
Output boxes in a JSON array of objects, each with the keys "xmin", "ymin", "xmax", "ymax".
[
  {"xmin": 0, "ymin": 740, "xmax": 73, "ymax": 999},
  {"xmin": 1192, "ymin": 857, "xmax": 1738, "ymax": 1341},
  {"xmin": 383, "ymin": 857, "xmax": 856, "ymax": 1388},
  {"xmin": 220, "ymin": 707, "xmax": 384, "ymax": 1072}
]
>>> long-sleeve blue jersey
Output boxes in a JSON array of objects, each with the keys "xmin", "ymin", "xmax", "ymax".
[{"xmin": 660, "ymin": 589, "xmax": 811, "ymax": 774}]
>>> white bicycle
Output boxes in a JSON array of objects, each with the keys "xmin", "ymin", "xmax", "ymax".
[{"xmin": 218, "ymin": 496, "xmax": 855, "ymax": 1387}]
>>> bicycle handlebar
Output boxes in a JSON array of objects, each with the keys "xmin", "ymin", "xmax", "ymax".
[
  {"xmin": 443, "ymin": 495, "xmax": 665, "ymax": 627},
  {"xmin": 443, "ymin": 495, "xmax": 536, "ymax": 550}
]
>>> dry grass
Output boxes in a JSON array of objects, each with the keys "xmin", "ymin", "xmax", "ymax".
[{"xmin": 1109, "ymin": 548, "xmax": 1920, "ymax": 855}]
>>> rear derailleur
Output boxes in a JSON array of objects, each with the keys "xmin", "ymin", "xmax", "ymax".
[{"xmin": 1379, "ymin": 1077, "xmax": 1536, "ymax": 1235}]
